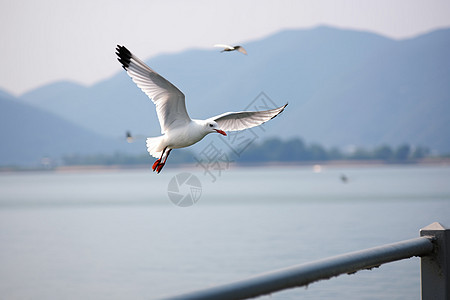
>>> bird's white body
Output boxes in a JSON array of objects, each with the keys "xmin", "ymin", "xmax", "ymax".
[
  {"xmin": 214, "ymin": 44, "xmax": 248, "ymax": 55},
  {"xmin": 116, "ymin": 45, "xmax": 286, "ymax": 173},
  {"xmin": 146, "ymin": 120, "xmax": 213, "ymax": 157}
]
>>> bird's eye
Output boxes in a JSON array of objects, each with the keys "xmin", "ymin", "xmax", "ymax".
[{"xmin": 209, "ymin": 124, "xmax": 213, "ymax": 127}]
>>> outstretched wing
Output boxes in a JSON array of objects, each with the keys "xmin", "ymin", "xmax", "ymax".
[
  {"xmin": 211, "ymin": 104, "xmax": 287, "ymax": 132},
  {"xmin": 235, "ymin": 46, "xmax": 248, "ymax": 55},
  {"xmin": 116, "ymin": 45, "xmax": 190, "ymax": 134}
]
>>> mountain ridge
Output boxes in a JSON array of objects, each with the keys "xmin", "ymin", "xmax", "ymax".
[
  {"xmin": 8, "ymin": 25, "xmax": 450, "ymax": 160},
  {"xmin": 0, "ymin": 92, "xmax": 141, "ymax": 166}
]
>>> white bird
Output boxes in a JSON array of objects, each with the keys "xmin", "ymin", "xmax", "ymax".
[
  {"xmin": 126, "ymin": 130, "xmax": 134, "ymax": 143},
  {"xmin": 214, "ymin": 44, "xmax": 248, "ymax": 55},
  {"xmin": 125, "ymin": 131, "xmax": 145, "ymax": 143},
  {"xmin": 116, "ymin": 45, "xmax": 286, "ymax": 173}
]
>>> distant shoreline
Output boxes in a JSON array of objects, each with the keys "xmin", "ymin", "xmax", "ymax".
[{"xmin": 1, "ymin": 157, "xmax": 449, "ymax": 173}]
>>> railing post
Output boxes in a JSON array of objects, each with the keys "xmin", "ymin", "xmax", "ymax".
[{"xmin": 420, "ymin": 222, "xmax": 449, "ymax": 300}]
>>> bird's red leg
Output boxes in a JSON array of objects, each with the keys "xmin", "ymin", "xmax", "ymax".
[
  {"xmin": 152, "ymin": 159, "xmax": 160, "ymax": 171},
  {"xmin": 156, "ymin": 149, "xmax": 171, "ymax": 174},
  {"xmin": 152, "ymin": 147, "xmax": 167, "ymax": 172}
]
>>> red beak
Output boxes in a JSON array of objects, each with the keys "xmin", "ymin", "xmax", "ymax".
[{"xmin": 215, "ymin": 129, "xmax": 227, "ymax": 136}]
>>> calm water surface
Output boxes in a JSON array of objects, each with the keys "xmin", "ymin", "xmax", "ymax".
[{"xmin": 0, "ymin": 165, "xmax": 449, "ymax": 299}]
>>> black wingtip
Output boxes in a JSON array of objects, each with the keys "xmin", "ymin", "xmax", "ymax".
[
  {"xmin": 270, "ymin": 103, "xmax": 288, "ymax": 120},
  {"xmin": 280, "ymin": 102, "xmax": 288, "ymax": 113},
  {"xmin": 115, "ymin": 45, "xmax": 132, "ymax": 69}
]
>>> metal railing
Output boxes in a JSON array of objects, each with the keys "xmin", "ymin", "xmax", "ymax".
[{"xmin": 162, "ymin": 222, "xmax": 449, "ymax": 300}]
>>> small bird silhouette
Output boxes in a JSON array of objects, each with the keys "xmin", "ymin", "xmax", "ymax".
[
  {"xmin": 126, "ymin": 131, "xmax": 134, "ymax": 143},
  {"xmin": 214, "ymin": 44, "xmax": 248, "ymax": 55},
  {"xmin": 125, "ymin": 131, "xmax": 145, "ymax": 143}
]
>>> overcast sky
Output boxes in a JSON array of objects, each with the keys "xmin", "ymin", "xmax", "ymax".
[{"xmin": 1, "ymin": 0, "xmax": 449, "ymax": 96}]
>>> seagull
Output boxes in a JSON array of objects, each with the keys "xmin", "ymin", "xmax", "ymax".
[
  {"xmin": 340, "ymin": 174, "xmax": 349, "ymax": 183},
  {"xmin": 214, "ymin": 44, "xmax": 248, "ymax": 55},
  {"xmin": 125, "ymin": 131, "xmax": 145, "ymax": 143},
  {"xmin": 126, "ymin": 131, "xmax": 134, "ymax": 143},
  {"xmin": 116, "ymin": 45, "xmax": 286, "ymax": 173}
]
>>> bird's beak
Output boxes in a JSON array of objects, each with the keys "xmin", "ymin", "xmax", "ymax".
[{"xmin": 215, "ymin": 129, "xmax": 227, "ymax": 136}]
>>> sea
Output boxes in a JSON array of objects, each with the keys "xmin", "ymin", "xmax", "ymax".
[{"xmin": 0, "ymin": 164, "xmax": 449, "ymax": 299}]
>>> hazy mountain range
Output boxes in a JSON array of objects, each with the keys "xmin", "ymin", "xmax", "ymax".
[
  {"xmin": 0, "ymin": 90, "xmax": 142, "ymax": 166},
  {"xmin": 1, "ymin": 26, "xmax": 449, "ymax": 166}
]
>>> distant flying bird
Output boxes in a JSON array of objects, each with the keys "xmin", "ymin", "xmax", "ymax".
[
  {"xmin": 125, "ymin": 131, "xmax": 145, "ymax": 143},
  {"xmin": 115, "ymin": 45, "xmax": 287, "ymax": 173},
  {"xmin": 214, "ymin": 44, "xmax": 248, "ymax": 55},
  {"xmin": 340, "ymin": 174, "xmax": 349, "ymax": 183},
  {"xmin": 126, "ymin": 131, "xmax": 134, "ymax": 143}
]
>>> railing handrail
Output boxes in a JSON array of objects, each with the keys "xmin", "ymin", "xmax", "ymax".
[
  {"xmin": 161, "ymin": 222, "xmax": 449, "ymax": 300},
  {"xmin": 162, "ymin": 237, "xmax": 432, "ymax": 300}
]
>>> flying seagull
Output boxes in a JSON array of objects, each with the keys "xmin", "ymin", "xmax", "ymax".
[
  {"xmin": 126, "ymin": 131, "xmax": 134, "ymax": 143},
  {"xmin": 116, "ymin": 45, "xmax": 286, "ymax": 173},
  {"xmin": 340, "ymin": 174, "xmax": 349, "ymax": 183},
  {"xmin": 214, "ymin": 44, "xmax": 248, "ymax": 55},
  {"xmin": 125, "ymin": 131, "xmax": 145, "ymax": 143}
]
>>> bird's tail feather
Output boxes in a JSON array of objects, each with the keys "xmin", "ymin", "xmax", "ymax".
[{"xmin": 146, "ymin": 137, "xmax": 164, "ymax": 158}]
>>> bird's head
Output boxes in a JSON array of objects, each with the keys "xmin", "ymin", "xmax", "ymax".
[{"xmin": 205, "ymin": 121, "xmax": 227, "ymax": 136}]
